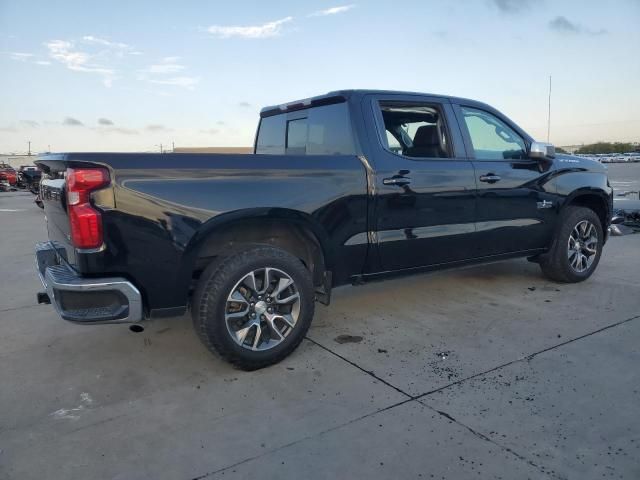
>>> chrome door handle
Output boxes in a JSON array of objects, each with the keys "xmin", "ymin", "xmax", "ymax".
[
  {"xmin": 383, "ymin": 177, "xmax": 411, "ymax": 186},
  {"xmin": 479, "ymin": 174, "xmax": 501, "ymax": 183}
]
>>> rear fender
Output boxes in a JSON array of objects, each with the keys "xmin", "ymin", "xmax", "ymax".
[{"xmin": 176, "ymin": 208, "xmax": 333, "ymax": 302}]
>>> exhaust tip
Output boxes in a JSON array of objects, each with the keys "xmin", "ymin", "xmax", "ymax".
[{"xmin": 129, "ymin": 324, "xmax": 144, "ymax": 333}]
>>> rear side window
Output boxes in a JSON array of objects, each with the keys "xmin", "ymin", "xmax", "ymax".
[
  {"xmin": 256, "ymin": 102, "xmax": 355, "ymax": 155},
  {"xmin": 286, "ymin": 118, "xmax": 308, "ymax": 154},
  {"xmin": 256, "ymin": 114, "xmax": 286, "ymax": 154},
  {"xmin": 306, "ymin": 103, "xmax": 354, "ymax": 155}
]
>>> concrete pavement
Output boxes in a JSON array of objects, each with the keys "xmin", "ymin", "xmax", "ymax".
[{"xmin": 1, "ymin": 191, "xmax": 638, "ymax": 480}]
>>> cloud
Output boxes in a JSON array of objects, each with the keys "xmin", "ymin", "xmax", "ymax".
[
  {"xmin": 200, "ymin": 128, "xmax": 219, "ymax": 135},
  {"xmin": 207, "ymin": 17, "xmax": 293, "ymax": 39},
  {"xmin": 492, "ymin": 0, "xmax": 535, "ymax": 13},
  {"xmin": 0, "ymin": 125, "xmax": 18, "ymax": 133},
  {"xmin": 82, "ymin": 35, "xmax": 142, "ymax": 57},
  {"xmin": 21, "ymin": 120, "xmax": 39, "ymax": 127},
  {"xmin": 6, "ymin": 52, "xmax": 51, "ymax": 66},
  {"xmin": 138, "ymin": 57, "xmax": 198, "ymax": 89},
  {"xmin": 308, "ymin": 5, "xmax": 355, "ymax": 16},
  {"xmin": 45, "ymin": 39, "xmax": 115, "ymax": 86},
  {"xmin": 44, "ymin": 35, "xmax": 138, "ymax": 87},
  {"xmin": 548, "ymin": 16, "xmax": 606, "ymax": 35},
  {"xmin": 9, "ymin": 52, "xmax": 34, "ymax": 61},
  {"xmin": 106, "ymin": 127, "xmax": 138, "ymax": 135},
  {"xmin": 238, "ymin": 101, "xmax": 251, "ymax": 107},
  {"xmin": 94, "ymin": 119, "xmax": 138, "ymax": 134},
  {"xmin": 82, "ymin": 35, "xmax": 129, "ymax": 50},
  {"xmin": 146, "ymin": 63, "xmax": 185, "ymax": 74},
  {"xmin": 146, "ymin": 124, "xmax": 171, "ymax": 132},
  {"xmin": 148, "ymin": 76, "xmax": 200, "ymax": 89},
  {"xmin": 63, "ymin": 117, "xmax": 84, "ymax": 126},
  {"xmin": 141, "ymin": 56, "xmax": 185, "ymax": 74}
]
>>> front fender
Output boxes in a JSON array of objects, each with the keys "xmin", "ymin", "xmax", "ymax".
[
  {"xmin": 555, "ymin": 170, "xmax": 612, "ymax": 212},
  {"xmin": 552, "ymin": 168, "xmax": 613, "ymax": 238}
]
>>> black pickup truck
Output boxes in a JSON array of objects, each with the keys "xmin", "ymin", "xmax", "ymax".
[{"xmin": 36, "ymin": 89, "xmax": 613, "ymax": 369}]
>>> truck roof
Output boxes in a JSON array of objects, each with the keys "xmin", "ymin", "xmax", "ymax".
[{"xmin": 260, "ymin": 89, "xmax": 483, "ymax": 117}]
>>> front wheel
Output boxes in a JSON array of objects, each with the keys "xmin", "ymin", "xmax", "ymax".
[
  {"xmin": 192, "ymin": 246, "xmax": 315, "ymax": 370},
  {"xmin": 539, "ymin": 206, "xmax": 604, "ymax": 283}
]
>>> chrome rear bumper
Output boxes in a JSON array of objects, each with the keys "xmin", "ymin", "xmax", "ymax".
[{"xmin": 35, "ymin": 242, "xmax": 143, "ymax": 324}]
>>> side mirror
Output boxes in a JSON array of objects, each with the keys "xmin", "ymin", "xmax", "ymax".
[{"xmin": 529, "ymin": 141, "xmax": 555, "ymax": 160}]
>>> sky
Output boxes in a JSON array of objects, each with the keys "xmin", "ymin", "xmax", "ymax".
[{"xmin": 1, "ymin": 0, "xmax": 639, "ymax": 153}]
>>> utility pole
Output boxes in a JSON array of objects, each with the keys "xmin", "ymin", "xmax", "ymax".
[
  {"xmin": 547, "ymin": 75, "xmax": 552, "ymax": 143},
  {"xmin": 160, "ymin": 143, "xmax": 163, "ymax": 154},
  {"xmin": 28, "ymin": 140, "xmax": 31, "ymax": 156},
  {"xmin": 172, "ymin": 141, "xmax": 175, "ymax": 152}
]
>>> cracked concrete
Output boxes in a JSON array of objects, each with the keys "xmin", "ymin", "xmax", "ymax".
[{"xmin": 1, "ymin": 191, "xmax": 639, "ymax": 480}]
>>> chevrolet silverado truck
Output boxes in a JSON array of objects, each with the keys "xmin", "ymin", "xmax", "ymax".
[{"xmin": 35, "ymin": 89, "xmax": 613, "ymax": 369}]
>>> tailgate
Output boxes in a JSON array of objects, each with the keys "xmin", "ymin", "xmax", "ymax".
[{"xmin": 36, "ymin": 157, "xmax": 77, "ymax": 266}]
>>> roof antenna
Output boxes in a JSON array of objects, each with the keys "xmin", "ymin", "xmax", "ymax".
[{"xmin": 547, "ymin": 75, "xmax": 551, "ymax": 143}]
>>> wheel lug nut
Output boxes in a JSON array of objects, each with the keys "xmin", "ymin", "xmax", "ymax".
[
  {"xmin": 267, "ymin": 307, "xmax": 273, "ymax": 313},
  {"xmin": 250, "ymin": 312, "xmax": 256, "ymax": 319}
]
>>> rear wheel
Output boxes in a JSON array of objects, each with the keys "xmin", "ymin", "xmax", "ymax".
[
  {"xmin": 539, "ymin": 206, "xmax": 603, "ymax": 283},
  {"xmin": 192, "ymin": 246, "xmax": 315, "ymax": 370}
]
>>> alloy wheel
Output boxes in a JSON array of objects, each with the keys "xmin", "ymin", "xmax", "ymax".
[
  {"xmin": 224, "ymin": 267, "xmax": 300, "ymax": 351},
  {"xmin": 567, "ymin": 220, "xmax": 598, "ymax": 273}
]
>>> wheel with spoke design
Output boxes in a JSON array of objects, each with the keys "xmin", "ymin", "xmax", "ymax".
[
  {"xmin": 567, "ymin": 220, "xmax": 598, "ymax": 273},
  {"xmin": 540, "ymin": 206, "xmax": 604, "ymax": 283},
  {"xmin": 192, "ymin": 246, "xmax": 314, "ymax": 370},
  {"xmin": 225, "ymin": 267, "xmax": 301, "ymax": 351}
]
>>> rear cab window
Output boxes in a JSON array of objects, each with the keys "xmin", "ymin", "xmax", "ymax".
[{"xmin": 255, "ymin": 102, "xmax": 355, "ymax": 155}]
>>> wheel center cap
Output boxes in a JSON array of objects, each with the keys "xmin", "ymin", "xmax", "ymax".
[{"xmin": 254, "ymin": 301, "xmax": 267, "ymax": 315}]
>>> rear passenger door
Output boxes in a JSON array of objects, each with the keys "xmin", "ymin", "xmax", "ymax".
[{"xmin": 365, "ymin": 95, "xmax": 478, "ymax": 271}]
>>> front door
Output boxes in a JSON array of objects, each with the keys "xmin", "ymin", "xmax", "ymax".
[
  {"xmin": 367, "ymin": 96, "xmax": 478, "ymax": 271},
  {"xmin": 455, "ymin": 105, "xmax": 558, "ymax": 256}
]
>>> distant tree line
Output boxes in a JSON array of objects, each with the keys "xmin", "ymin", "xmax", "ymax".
[{"xmin": 575, "ymin": 142, "xmax": 638, "ymax": 154}]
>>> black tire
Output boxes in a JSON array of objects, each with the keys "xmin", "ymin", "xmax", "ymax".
[
  {"xmin": 539, "ymin": 206, "xmax": 604, "ymax": 283},
  {"xmin": 192, "ymin": 245, "xmax": 315, "ymax": 370}
]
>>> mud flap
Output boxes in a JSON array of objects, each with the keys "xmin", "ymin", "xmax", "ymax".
[{"xmin": 315, "ymin": 270, "xmax": 332, "ymax": 306}]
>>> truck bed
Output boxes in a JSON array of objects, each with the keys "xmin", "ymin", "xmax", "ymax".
[{"xmin": 37, "ymin": 152, "xmax": 369, "ymax": 314}]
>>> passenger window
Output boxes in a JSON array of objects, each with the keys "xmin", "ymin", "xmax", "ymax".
[
  {"xmin": 385, "ymin": 130, "xmax": 402, "ymax": 154},
  {"xmin": 379, "ymin": 102, "xmax": 451, "ymax": 158},
  {"xmin": 286, "ymin": 118, "xmax": 307, "ymax": 155},
  {"xmin": 461, "ymin": 107, "xmax": 526, "ymax": 160},
  {"xmin": 256, "ymin": 115, "xmax": 285, "ymax": 154}
]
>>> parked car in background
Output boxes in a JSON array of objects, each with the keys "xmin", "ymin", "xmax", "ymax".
[
  {"xmin": 35, "ymin": 89, "xmax": 613, "ymax": 370},
  {"xmin": 0, "ymin": 163, "xmax": 18, "ymax": 186},
  {"xmin": 17, "ymin": 165, "xmax": 42, "ymax": 194}
]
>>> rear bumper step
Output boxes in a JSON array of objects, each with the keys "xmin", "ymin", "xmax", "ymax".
[{"xmin": 35, "ymin": 242, "xmax": 143, "ymax": 324}]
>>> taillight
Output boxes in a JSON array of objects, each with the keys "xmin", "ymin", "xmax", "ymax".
[{"xmin": 66, "ymin": 167, "xmax": 110, "ymax": 249}]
